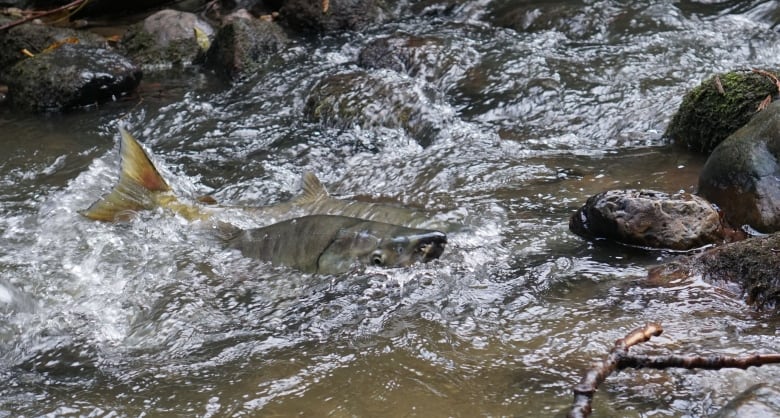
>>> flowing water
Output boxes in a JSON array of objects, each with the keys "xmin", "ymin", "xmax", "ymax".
[{"xmin": 2, "ymin": 1, "xmax": 780, "ymax": 416}]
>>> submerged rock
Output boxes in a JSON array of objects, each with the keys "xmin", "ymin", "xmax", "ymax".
[
  {"xmin": 2, "ymin": 44, "xmax": 141, "ymax": 112},
  {"xmin": 698, "ymin": 101, "xmax": 780, "ymax": 233},
  {"xmin": 711, "ymin": 384, "xmax": 780, "ymax": 418},
  {"xmin": 120, "ymin": 9, "xmax": 215, "ymax": 70},
  {"xmin": 304, "ymin": 70, "xmax": 451, "ymax": 147},
  {"xmin": 358, "ymin": 31, "xmax": 475, "ymax": 87},
  {"xmin": 569, "ymin": 189, "xmax": 727, "ymax": 250},
  {"xmin": 651, "ymin": 232, "xmax": 780, "ymax": 310},
  {"xmin": 205, "ymin": 17, "xmax": 288, "ymax": 80},
  {"xmin": 279, "ymin": 0, "xmax": 387, "ymax": 33},
  {"xmin": 665, "ymin": 70, "xmax": 778, "ymax": 154}
]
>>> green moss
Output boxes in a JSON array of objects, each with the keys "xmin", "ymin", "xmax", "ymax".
[{"xmin": 666, "ymin": 70, "xmax": 778, "ymax": 154}]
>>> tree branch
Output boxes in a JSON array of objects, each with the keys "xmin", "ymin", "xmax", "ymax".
[
  {"xmin": 567, "ymin": 322, "xmax": 780, "ymax": 418},
  {"xmin": 0, "ymin": 0, "xmax": 88, "ymax": 32}
]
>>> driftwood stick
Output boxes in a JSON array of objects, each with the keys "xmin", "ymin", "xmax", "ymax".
[
  {"xmin": 567, "ymin": 323, "xmax": 780, "ymax": 418},
  {"xmin": 620, "ymin": 353, "xmax": 780, "ymax": 370},
  {"xmin": 568, "ymin": 322, "xmax": 663, "ymax": 418},
  {"xmin": 0, "ymin": 0, "xmax": 88, "ymax": 32}
]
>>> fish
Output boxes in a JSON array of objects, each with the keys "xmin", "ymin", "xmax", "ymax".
[
  {"xmin": 82, "ymin": 127, "xmax": 459, "ymax": 231},
  {"xmin": 224, "ymin": 214, "xmax": 446, "ymax": 274},
  {"xmin": 81, "ymin": 127, "xmax": 448, "ymax": 273}
]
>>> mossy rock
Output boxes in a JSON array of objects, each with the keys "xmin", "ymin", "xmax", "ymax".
[{"xmin": 665, "ymin": 70, "xmax": 779, "ymax": 154}]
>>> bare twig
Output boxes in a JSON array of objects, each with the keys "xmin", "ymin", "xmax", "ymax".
[
  {"xmin": 568, "ymin": 323, "xmax": 663, "ymax": 418},
  {"xmin": 0, "ymin": 0, "xmax": 88, "ymax": 32},
  {"xmin": 567, "ymin": 323, "xmax": 780, "ymax": 418}
]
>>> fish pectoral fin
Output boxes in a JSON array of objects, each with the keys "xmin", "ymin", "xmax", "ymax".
[
  {"xmin": 80, "ymin": 127, "xmax": 172, "ymax": 222},
  {"xmin": 214, "ymin": 221, "xmax": 243, "ymax": 242},
  {"xmin": 293, "ymin": 171, "xmax": 330, "ymax": 205}
]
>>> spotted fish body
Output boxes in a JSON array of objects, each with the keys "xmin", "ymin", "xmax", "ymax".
[
  {"xmin": 81, "ymin": 128, "xmax": 447, "ymax": 273},
  {"xmin": 227, "ymin": 215, "xmax": 446, "ymax": 274}
]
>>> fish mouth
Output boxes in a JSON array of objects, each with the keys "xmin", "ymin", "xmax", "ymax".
[{"xmin": 413, "ymin": 231, "xmax": 447, "ymax": 262}]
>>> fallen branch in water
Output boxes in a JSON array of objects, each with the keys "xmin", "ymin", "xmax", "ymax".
[
  {"xmin": 0, "ymin": 0, "xmax": 88, "ymax": 32},
  {"xmin": 567, "ymin": 322, "xmax": 780, "ymax": 418}
]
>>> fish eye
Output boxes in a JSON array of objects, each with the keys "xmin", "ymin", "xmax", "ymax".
[
  {"xmin": 371, "ymin": 251, "xmax": 385, "ymax": 266},
  {"xmin": 396, "ymin": 247, "xmax": 404, "ymax": 255}
]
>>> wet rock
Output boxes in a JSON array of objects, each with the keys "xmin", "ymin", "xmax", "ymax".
[
  {"xmin": 120, "ymin": 9, "xmax": 214, "ymax": 70},
  {"xmin": 304, "ymin": 70, "xmax": 451, "ymax": 147},
  {"xmin": 698, "ymin": 101, "xmax": 780, "ymax": 232},
  {"xmin": 0, "ymin": 18, "xmax": 106, "ymax": 70},
  {"xmin": 651, "ymin": 232, "xmax": 780, "ymax": 310},
  {"xmin": 204, "ymin": 17, "xmax": 288, "ymax": 80},
  {"xmin": 711, "ymin": 384, "xmax": 780, "ymax": 418},
  {"xmin": 278, "ymin": 0, "xmax": 387, "ymax": 33},
  {"xmin": 2, "ymin": 44, "xmax": 141, "ymax": 112},
  {"xmin": 569, "ymin": 189, "xmax": 726, "ymax": 250},
  {"xmin": 666, "ymin": 70, "xmax": 778, "ymax": 154}
]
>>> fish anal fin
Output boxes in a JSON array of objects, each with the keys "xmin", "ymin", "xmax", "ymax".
[{"xmin": 294, "ymin": 171, "xmax": 329, "ymax": 204}]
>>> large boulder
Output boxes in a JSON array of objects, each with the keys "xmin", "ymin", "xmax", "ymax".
[
  {"xmin": 650, "ymin": 232, "xmax": 780, "ymax": 310},
  {"xmin": 698, "ymin": 101, "xmax": 780, "ymax": 232},
  {"xmin": 1, "ymin": 44, "xmax": 141, "ymax": 112},
  {"xmin": 666, "ymin": 70, "xmax": 778, "ymax": 154},
  {"xmin": 204, "ymin": 17, "xmax": 288, "ymax": 80},
  {"xmin": 120, "ymin": 9, "xmax": 215, "ymax": 70},
  {"xmin": 569, "ymin": 189, "xmax": 730, "ymax": 250}
]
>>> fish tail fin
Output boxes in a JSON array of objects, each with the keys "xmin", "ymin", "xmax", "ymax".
[
  {"xmin": 293, "ymin": 171, "xmax": 330, "ymax": 204},
  {"xmin": 80, "ymin": 127, "xmax": 172, "ymax": 222}
]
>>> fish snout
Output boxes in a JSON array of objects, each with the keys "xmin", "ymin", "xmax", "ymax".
[{"xmin": 415, "ymin": 231, "xmax": 447, "ymax": 262}]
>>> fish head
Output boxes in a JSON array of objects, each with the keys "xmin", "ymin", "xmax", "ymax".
[{"xmin": 316, "ymin": 222, "xmax": 447, "ymax": 274}]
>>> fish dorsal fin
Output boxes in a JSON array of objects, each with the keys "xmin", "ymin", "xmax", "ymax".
[
  {"xmin": 294, "ymin": 171, "xmax": 330, "ymax": 204},
  {"xmin": 80, "ymin": 127, "xmax": 172, "ymax": 222}
]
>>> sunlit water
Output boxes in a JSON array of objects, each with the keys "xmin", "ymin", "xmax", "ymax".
[{"xmin": 2, "ymin": 1, "xmax": 780, "ymax": 416}]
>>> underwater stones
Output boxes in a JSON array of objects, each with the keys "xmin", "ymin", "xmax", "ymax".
[
  {"xmin": 204, "ymin": 17, "xmax": 288, "ymax": 80},
  {"xmin": 2, "ymin": 44, "xmax": 141, "ymax": 112},
  {"xmin": 279, "ymin": 0, "xmax": 387, "ymax": 33},
  {"xmin": 304, "ymin": 70, "xmax": 449, "ymax": 147},
  {"xmin": 711, "ymin": 384, "xmax": 780, "ymax": 418},
  {"xmin": 120, "ymin": 9, "xmax": 215, "ymax": 70},
  {"xmin": 651, "ymin": 233, "xmax": 780, "ymax": 311},
  {"xmin": 698, "ymin": 101, "xmax": 780, "ymax": 233},
  {"xmin": 665, "ymin": 70, "xmax": 778, "ymax": 154},
  {"xmin": 569, "ymin": 189, "xmax": 725, "ymax": 250}
]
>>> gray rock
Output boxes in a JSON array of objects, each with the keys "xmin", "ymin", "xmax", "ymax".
[
  {"xmin": 569, "ymin": 189, "xmax": 725, "ymax": 250},
  {"xmin": 121, "ymin": 9, "xmax": 214, "ymax": 70},
  {"xmin": 204, "ymin": 18, "xmax": 288, "ymax": 80},
  {"xmin": 698, "ymin": 101, "xmax": 780, "ymax": 232},
  {"xmin": 2, "ymin": 44, "xmax": 141, "ymax": 112},
  {"xmin": 712, "ymin": 384, "xmax": 780, "ymax": 418}
]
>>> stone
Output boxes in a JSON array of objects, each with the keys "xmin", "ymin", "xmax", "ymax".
[
  {"xmin": 120, "ymin": 9, "xmax": 215, "ymax": 70},
  {"xmin": 204, "ymin": 18, "xmax": 288, "ymax": 80},
  {"xmin": 698, "ymin": 101, "xmax": 780, "ymax": 232},
  {"xmin": 569, "ymin": 189, "xmax": 726, "ymax": 250},
  {"xmin": 0, "ymin": 18, "xmax": 105, "ymax": 70}
]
